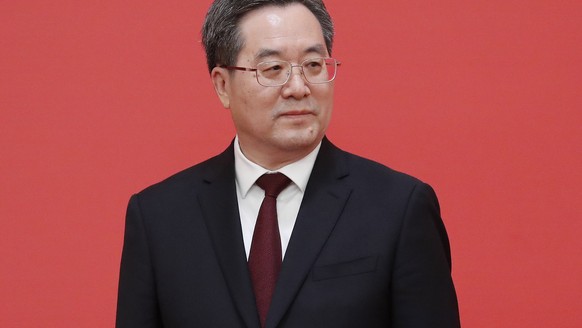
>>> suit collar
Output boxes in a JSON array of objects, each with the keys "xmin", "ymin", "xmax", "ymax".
[
  {"xmin": 234, "ymin": 136, "xmax": 323, "ymax": 195},
  {"xmin": 266, "ymin": 138, "xmax": 353, "ymax": 328},
  {"xmin": 198, "ymin": 141, "xmax": 261, "ymax": 328},
  {"xmin": 198, "ymin": 138, "xmax": 352, "ymax": 328}
]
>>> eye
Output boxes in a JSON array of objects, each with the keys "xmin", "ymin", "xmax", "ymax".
[
  {"xmin": 259, "ymin": 62, "xmax": 285, "ymax": 73},
  {"xmin": 304, "ymin": 60, "xmax": 323, "ymax": 68},
  {"xmin": 303, "ymin": 59, "xmax": 325, "ymax": 74}
]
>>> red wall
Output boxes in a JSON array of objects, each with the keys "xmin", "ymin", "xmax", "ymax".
[{"xmin": 1, "ymin": 1, "xmax": 581, "ymax": 327}]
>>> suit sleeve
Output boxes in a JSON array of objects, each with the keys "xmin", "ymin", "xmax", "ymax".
[
  {"xmin": 390, "ymin": 183, "xmax": 461, "ymax": 327},
  {"xmin": 116, "ymin": 194, "xmax": 163, "ymax": 328}
]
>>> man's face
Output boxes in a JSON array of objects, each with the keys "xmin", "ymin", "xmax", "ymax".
[{"xmin": 212, "ymin": 4, "xmax": 334, "ymax": 169}]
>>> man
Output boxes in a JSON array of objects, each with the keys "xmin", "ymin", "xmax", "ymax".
[{"xmin": 116, "ymin": 0, "xmax": 461, "ymax": 327}]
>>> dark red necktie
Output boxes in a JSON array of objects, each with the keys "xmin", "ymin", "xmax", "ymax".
[{"xmin": 248, "ymin": 173, "xmax": 292, "ymax": 327}]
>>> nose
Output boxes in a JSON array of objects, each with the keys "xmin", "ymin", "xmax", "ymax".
[{"xmin": 281, "ymin": 65, "xmax": 310, "ymax": 99}]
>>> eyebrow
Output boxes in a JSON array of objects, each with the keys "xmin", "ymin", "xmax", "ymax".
[{"xmin": 254, "ymin": 44, "xmax": 327, "ymax": 62}]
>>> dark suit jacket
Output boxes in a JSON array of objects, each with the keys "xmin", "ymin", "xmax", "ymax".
[{"xmin": 116, "ymin": 138, "xmax": 460, "ymax": 327}]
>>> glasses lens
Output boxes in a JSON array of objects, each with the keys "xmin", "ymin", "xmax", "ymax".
[
  {"xmin": 256, "ymin": 61, "xmax": 291, "ymax": 86},
  {"xmin": 302, "ymin": 58, "xmax": 337, "ymax": 84},
  {"xmin": 255, "ymin": 58, "xmax": 338, "ymax": 86}
]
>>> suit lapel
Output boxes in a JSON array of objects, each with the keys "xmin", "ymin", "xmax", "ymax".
[
  {"xmin": 266, "ymin": 139, "xmax": 353, "ymax": 328},
  {"xmin": 198, "ymin": 144, "xmax": 260, "ymax": 328}
]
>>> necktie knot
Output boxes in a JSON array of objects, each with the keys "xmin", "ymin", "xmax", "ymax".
[{"xmin": 256, "ymin": 173, "xmax": 292, "ymax": 198}]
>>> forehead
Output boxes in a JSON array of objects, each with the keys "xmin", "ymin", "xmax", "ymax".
[{"xmin": 237, "ymin": 4, "xmax": 327, "ymax": 62}]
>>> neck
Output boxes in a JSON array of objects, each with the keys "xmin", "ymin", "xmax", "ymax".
[{"xmin": 237, "ymin": 139, "xmax": 320, "ymax": 171}]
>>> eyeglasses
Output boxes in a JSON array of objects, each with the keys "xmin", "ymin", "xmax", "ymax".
[{"xmin": 219, "ymin": 57, "xmax": 341, "ymax": 87}]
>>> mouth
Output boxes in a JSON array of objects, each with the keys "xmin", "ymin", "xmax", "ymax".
[{"xmin": 279, "ymin": 109, "xmax": 314, "ymax": 117}]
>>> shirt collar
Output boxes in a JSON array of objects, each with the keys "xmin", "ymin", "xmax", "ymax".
[{"xmin": 234, "ymin": 135, "xmax": 321, "ymax": 198}]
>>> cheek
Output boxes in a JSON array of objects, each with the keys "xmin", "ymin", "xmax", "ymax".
[
  {"xmin": 230, "ymin": 95, "xmax": 275, "ymax": 130},
  {"xmin": 315, "ymin": 87, "xmax": 334, "ymax": 114},
  {"xmin": 245, "ymin": 89, "xmax": 280, "ymax": 114}
]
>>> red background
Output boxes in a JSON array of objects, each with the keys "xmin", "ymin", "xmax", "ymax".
[{"xmin": 1, "ymin": 1, "xmax": 581, "ymax": 327}]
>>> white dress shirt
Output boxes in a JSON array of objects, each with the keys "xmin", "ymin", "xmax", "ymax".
[{"xmin": 234, "ymin": 136, "xmax": 321, "ymax": 259}]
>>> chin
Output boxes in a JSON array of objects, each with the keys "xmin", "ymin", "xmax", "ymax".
[{"xmin": 275, "ymin": 129, "xmax": 323, "ymax": 151}]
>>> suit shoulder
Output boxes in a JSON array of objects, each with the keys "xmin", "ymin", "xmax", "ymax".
[
  {"xmin": 343, "ymin": 151, "xmax": 426, "ymax": 190},
  {"xmin": 135, "ymin": 148, "xmax": 232, "ymax": 199},
  {"xmin": 338, "ymin": 149, "xmax": 440, "ymax": 215}
]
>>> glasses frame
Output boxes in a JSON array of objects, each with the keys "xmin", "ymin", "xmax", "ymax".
[{"xmin": 218, "ymin": 57, "xmax": 341, "ymax": 87}]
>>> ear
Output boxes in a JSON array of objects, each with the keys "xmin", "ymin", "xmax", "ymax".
[{"xmin": 211, "ymin": 67, "xmax": 231, "ymax": 109}]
